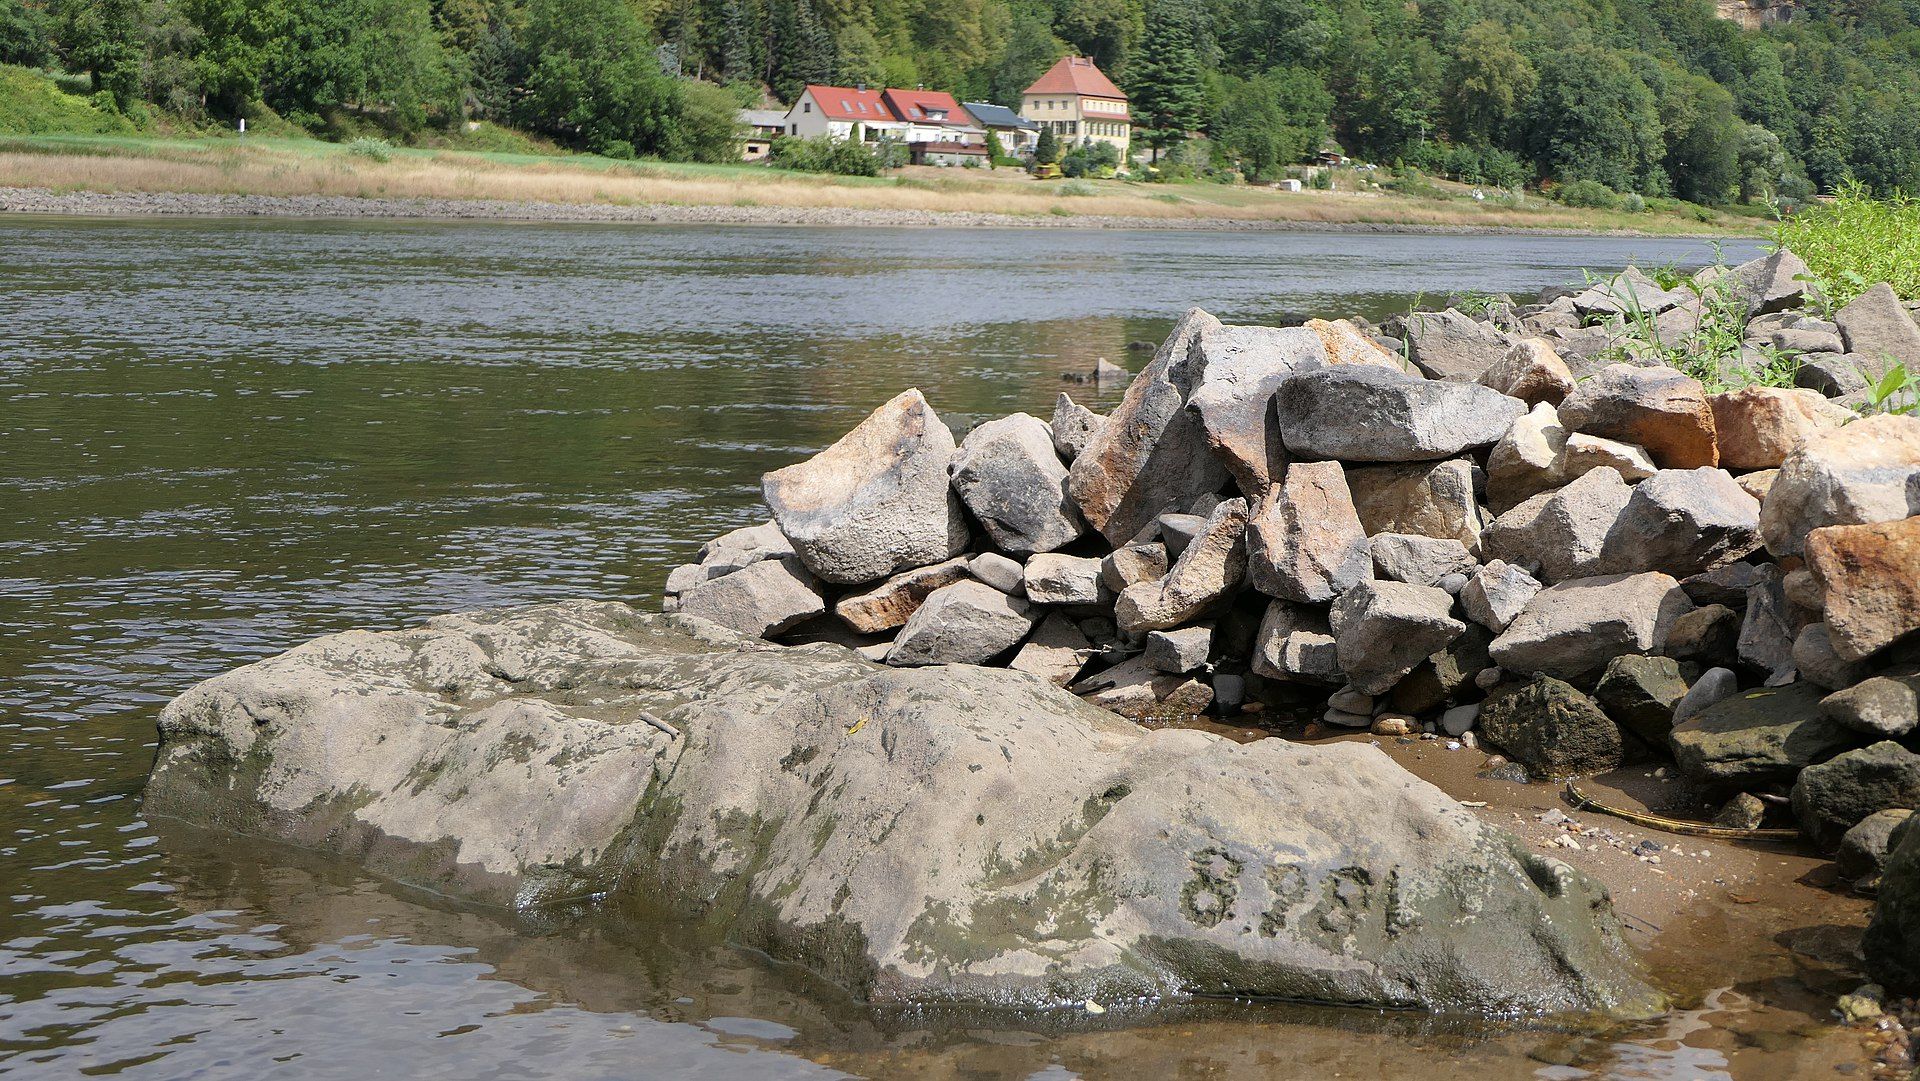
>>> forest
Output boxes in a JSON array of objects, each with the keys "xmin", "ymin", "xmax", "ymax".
[{"xmin": 1, "ymin": 0, "xmax": 1916, "ymax": 200}]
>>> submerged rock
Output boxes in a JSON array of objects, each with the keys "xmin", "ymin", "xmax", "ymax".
[{"xmin": 144, "ymin": 602, "xmax": 1661, "ymax": 1015}]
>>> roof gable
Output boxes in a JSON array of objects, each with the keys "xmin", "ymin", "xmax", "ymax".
[
  {"xmin": 1024, "ymin": 56, "xmax": 1126, "ymax": 100},
  {"xmin": 881, "ymin": 88, "xmax": 972, "ymax": 126},
  {"xmin": 798, "ymin": 85, "xmax": 898, "ymax": 122}
]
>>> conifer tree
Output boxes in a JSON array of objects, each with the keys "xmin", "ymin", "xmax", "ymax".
[{"xmin": 1129, "ymin": 0, "xmax": 1205, "ymax": 163}]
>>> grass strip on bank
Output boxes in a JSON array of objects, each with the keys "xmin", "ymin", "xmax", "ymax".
[{"xmin": 0, "ymin": 131, "xmax": 1756, "ymax": 235}]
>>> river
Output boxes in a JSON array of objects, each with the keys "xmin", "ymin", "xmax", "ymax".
[{"xmin": 0, "ymin": 218, "xmax": 1768, "ymax": 1079}]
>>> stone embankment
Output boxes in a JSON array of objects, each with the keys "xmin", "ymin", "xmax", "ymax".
[{"xmin": 665, "ymin": 252, "xmax": 1920, "ymax": 981}]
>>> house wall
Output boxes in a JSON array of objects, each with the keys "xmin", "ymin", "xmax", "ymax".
[{"xmin": 1020, "ymin": 92, "xmax": 1130, "ymax": 159}]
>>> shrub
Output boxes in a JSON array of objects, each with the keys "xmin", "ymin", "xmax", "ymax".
[
  {"xmin": 1773, "ymin": 182, "xmax": 1920, "ymax": 305},
  {"xmin": 1556, "ymin": 179, "xmax": 1619, "ymax": 209},
  {"xmin": 769, "ymin": 134, "xmax": 892, "ymax": 176},
  {"xmin": 1058, "ymin": 179, "xmax": 1095, "ymax": 196},
  {"xmin": 1060, "ymin": 140, "xmax": 1119, "ymax": 179},
  {"xmin": 346, "ymin": 136, "xmax": 394, "ymax": 162},
  {"xmin": 1619, "ymin": 192, "xmax": 1645, "ymax": 213}
]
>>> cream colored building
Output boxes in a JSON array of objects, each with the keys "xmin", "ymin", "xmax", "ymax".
[{"xmin": 1021, "ymin": 56, "xmax": 1130, "ymax": 162}]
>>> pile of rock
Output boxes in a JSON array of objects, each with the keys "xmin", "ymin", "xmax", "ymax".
[{"xmin": 664, "ymin": 252, "xmax": 1920, "ymax": 870}]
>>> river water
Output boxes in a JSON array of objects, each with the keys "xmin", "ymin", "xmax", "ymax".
[{"xmin": 0, "ymin": 218, "xmax": 1765, "ymax": 1079}]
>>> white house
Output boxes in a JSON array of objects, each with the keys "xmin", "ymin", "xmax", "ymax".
[{"xmin": 782, "ymin": 85, "xmax": 908, "ymax": 143}]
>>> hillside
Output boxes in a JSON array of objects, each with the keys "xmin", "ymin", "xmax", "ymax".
[{"xmin": 0, "ymin": 0, "xmax": 1914, "ymax": 203}]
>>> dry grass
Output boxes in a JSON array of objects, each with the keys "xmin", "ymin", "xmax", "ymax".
[{"xmin": 0, "ymin": 135, "xmax": 1753, "ymax": 235}]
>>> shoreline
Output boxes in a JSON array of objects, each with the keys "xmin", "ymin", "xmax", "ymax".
[{"xmin": 0, "ymin": 185, "xmax": 1749, "ymax": 237}]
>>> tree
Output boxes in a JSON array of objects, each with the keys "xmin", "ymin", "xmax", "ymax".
[
  {"xmin": 1661, "ymin": 73, "xmax": 1742, "ymax": 204},
  {"xmin": 1524, "ymin": 46, "xmax": 1666, "ymax": 195},
  {"xmin": 1130, "ymin": 0, "xmax": 1204, "ymax": 162},
  {"xmin": 1212, "ymin": 66, "xmax": 1329, "ymax": 179},
  {"xmin": 60, "ymin": 0, "xmax": 145, "ymax": 110},
  {"xmin": 1736, "ymin": 123, "xmax": 1789, "ymax": 202},
  {"xmin": 1035, "ymin": 124, "xmax": 1060, "ymax": 163},
  {"xmin": 988, "ymin": 3, "xmax": 1065, "ymax": 107},
  {"xmin": 0, "ymin": 0, "xmax": 54, "ymax": 66},
  {"xmin": 1444, "ymin": 21, "xmax": 1534, "ymax": 150}
]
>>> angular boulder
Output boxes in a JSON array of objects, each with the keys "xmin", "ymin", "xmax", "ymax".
[
  {"xmin": 1669, "ymin": 681, "xmax": 1858, "ymax": 788},
  {"xmin": 1562, "ymin": 433, "xmax": 1657, "ymax": 484},
  {"xmin": 1793, "ymin": 741, "xmax": 1920, "ymax": 850},
  {"xmin": 1718, "ymin": 250, "xmax": 1819, "ymax": 318},
  {"xmin": 949, "ymin": 413, "xmax": 1084, "ymax": 554},
  {"xmin": 1556, "ymin": 364, "xmax": 1718, "ymax": 470},
  {"xmin": 1068, "ymin": 656, "xmax": 1214, "ymax": 720},
  {"xmin": 1184, "ymin": 324, "xmax": 1329, "ymax": 492},
  {"xmin": 1480, "ymin": 467, "xmax": 1633, "ymax": 583},
  {"xmin": 1488, "ymin": 572, "xmax": 1691, "ymax": 683},
  {"xmin": 1051, "ymin": 393, "xmax": 1103, "ymax": 462},
  {"xmin": 677, "ymin": 556, "xmax": 827, "ymax": 638},
  {"xmin": 834, "ymin": 557, "xmax": 973, "ymax": 633},
  {"xmin": 886, "ymin": 580, "xmax": 1035, "ymax": 667},
  {"xmin": 764, "ymin": 389, "xmax": 969, "ymax": 584},
  {"xmin": 1114, "ymin": 498, "xmax": 1250, "ymax": 633},
  {"xmin": 1068, "ymin": 309, "xmax": 1229, "ymax": 544},
  {"xmin": 1461, "ymin": 560, "xmax": 1543, "ymax": 633},
  {"xmin": 1403, "ymin": 309, "xmax": 1514, "ymax": 382},
  {"xmin": 1275, "ymin": 366, "xmax": 1525, "ymax": 463},
  {"xmin": 1594, "ymin": 655, "xmax": 1690, "ymax": 745},
  {"xmin": 1329, "ymin": 580, "xmax": 1466, "ymax": 695},
  {"xmin": 1346, "ymin": 458, "xmax": 1485, "ymax": 547},
  {"xmin": 1480, "ymin": 338, "xmax": 1575, "ymax": 406},
  {"xmin": 1023, "ymin": 553, "xmax": 1105, "ymax": 606},
  {"xmin": 1370, "ymin": 533, "xmax": 1475, "ymax": 589},
  {"xmin": 1245, "ymin": 461, "xmax": 1371, "ymax": 603},
  {"xmin": 1824, "ymin": 668, "xmax": 1920, "ymax": 739},
  {"xmin": 144, "ymin": 602, "xmax": 1660, "ymax": 1013},
  {"xmin": 1250, "ymin": 601, "xmax": 1342, "ymax": 684},
  {"xmin": 1479, "ymin": 677, "xmax": 1624, "ymax": 778},
  {"xmin": 1596, "ymin": 468, "xmax": 1761, "ymax": 578},
  {"xmin": 1758, "ymin": 414, "xmax": 1920, "ymax": 558},
  {"xmin": 1486, "ymin": 402, "xmax": 1569, "ymax": 514},
  {"xmin": 1807, "ymin": 517, "xmax": 1920, "ymax": 662},
  {"xmin": 1008, "ymin": 611, "xmax": 1092, "ymax": 687},
  {"xmin": 1836, "ymin": 283, "xmax": 1920, "ymax": 382},
  {"xmin": 1708, "ymin": 387, "xmax": 1852, "ymax": 471}
]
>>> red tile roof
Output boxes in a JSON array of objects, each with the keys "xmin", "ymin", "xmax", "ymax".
[
  {"xmin": 801, "ymin": 85, "xmax": 896, "ymax": 122},
  {"xmin": 881, "ymin": 88, "xmax": 972, "ymax": 127},
  {"xmin": 1024, "ymin": 56, "xmax": 1126, "ymax": 100}
]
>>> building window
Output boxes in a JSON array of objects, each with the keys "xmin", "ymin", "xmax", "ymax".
[{"xmin": 803, "ymin": 102, "xmax": 811, "ymax": 113}]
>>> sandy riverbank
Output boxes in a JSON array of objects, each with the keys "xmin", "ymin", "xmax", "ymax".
[{"xmin": 0, "ymin": 185, "xmax": 1743, "ymax": 237}]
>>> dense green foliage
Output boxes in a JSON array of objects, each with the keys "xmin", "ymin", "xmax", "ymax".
[
  {"xmin": 767, "ymin": 131, "xmax": 897, "ymax": 173},
  {"xmin": 2, "ymin": 0, "xmax": 1916, "ymax": 188},
  {"xmin": 1773, "ymin": 182, "xmax": 1920, "ymax": 304}
]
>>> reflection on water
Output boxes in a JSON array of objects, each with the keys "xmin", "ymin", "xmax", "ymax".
[{"xmin": 0, "ymin": 216, "xmax": 1761, "ymax": 1078}]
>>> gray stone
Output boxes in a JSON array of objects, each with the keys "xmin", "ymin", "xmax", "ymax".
[
  {"xmin": 1672, "ymin": 666, "xmax": 1740, "ymax": 725},
  {"xmin": 1155, "ymin": 513, "xmax": 1208, "ymax": 560},
  {"xmin": 1679, "ymin": 562, "xmax": 1767, "ymax": 607},
  {"xmin": 1793, "ymin": 742, "xmax": 1920, "ymax": 850},
  {"xmin": 1329, "ymin": 580, "xmax": 1466, "ymax": 696},
  {"xmin": 1067, "ymin": 655, "xmax": 1214, "ymax": 720},
  {"xmin": 144, "ymin": 601, "xmax": 1663, "ymax": 1012},
  {"xmin": 1718, "ymin": 250, "xmax": 1820, "ymax": 318},
  {"xmin": 1796, "ymin": 352, "xmax": 1874, "ymax": 400},
  {"xmin": 1050, "ymin": 392, "xmax": 1103, "ymax": 461},
  {"xmin": 1322, "ymin": 707, "xmax": 1374, "ymax": 728},
  {"xmin": 1211, "ymin": 673, "xmax": 1245, "ymax": 710},
  {"xmin": 1866, "ymin": 819, "xmax": 1920, "ymax": 990},
  {"xmin": 835, "ymin": 557, "xmax": 975, "ymax": 633},
  {"xmin": 1184, "ymin": 324, "xmax": 1329, "ymax": 492},
  {"xmin": 1759, "ymin": 414, "xmax": 1920, "ymax": 558},
  {"xmin": 1437, "ymin": 572, "xmax": 1469, "ymax": 594},
  {"xmin": 663, "ymin": 562, "xmax": 708, "ymax": 597},
  {"xmin": 1328, "ymin": 686, "xmax": 1374, "ymax": 714},
  {"xmin": 886, "ymin": 581, "xmax": 1036, "ymax": 667},
  {"xmin": 1562, "ymin": 433, "xmax": 1657, "ymax": 484},
  {"xmin": 1823, "ymin": 669, "xmax": 1920, "ymax": 739},
  {"xmin": 1389, "ymin": 625, "xmax": 1493, "ymax": 714},
  {"xmin": 677, "ymin": 556, "xmax": 828, "ymax": 638},
  {"xmin": 1461, "ymin": 560, "xmax": 1543, "ymax": 633},
  {"xmin": 1774, "ymin": 327, "xmax": 1846, "ymax": 354},
  {"xmin": 1275, "ymin": 365, "xmax": 1526, "ymax": 462},
  {"xmin": 698, "ymin": 521, "xmax": 795, "ymax": 562},
  {"xmin": 968, "ymin": 552, "xmax": 1026, "ymax": 594},
  {"xmin": 1094, "ymin": 357, "xmax": 1128, "ymax": 383},
  {"xmin": 1841, "ymin": 810, "xmax": 1915, "ymax": 883},
  {"xmin": 764, "ymin": 389, "xmax": 969, "ymax": 585},
  {"xmin": 1245, "ymin": 460, "xmax": 1371, "ymax": 603},
  {"xmin": 1023, "ymin": 553, "xmax": 1105, "ymax": 606},
  {"xmin": 1442, "ymin": 703, "xmax": 1480, "ymax": 736},
  {"xmin": 1403, "ymin": 309, "xmax": 1515, "ymax": 381},
  {"xmin": 1251, "ymin": 601, "xmax": 1342, "ymax": 684},
  {"xmin": 1345, "ymin": 458, "xmax": 1485, "ymax": 548},
  {"xmin": 1594, "ymin": 655, "xmax": 1690, "ymax": 745},
  {"xmin": 1114, "ymin": 499, "xmax": 1250, "ymax": 634},
  {"xmin": 1738, "ymin": 565, "xmax": 1799, "ymax": 679},
  {"xmin": 1596, "ymin": 468, "xmax": 1762, "ymax": 578},
  {"xmin": 1837, "ymin": 283, "xmax": 1920, "ymax": 382},
  {"xmin": 1486, "ymin": 402, "xmax": 1568, "ymax": 514},
  {"xmin": 1556, "ymin": 364, "xmax": 1719, "ymax": 470},
  {"xmin": 1664, "ymin": 603, "xmax": 1741, "ymax": 666},
  {"xmin": 1371, "ymin": 534, "xmax": 1475, "ymax": 588},
  {"xmin": 1488, "ymin": 572, "xmax": 1692, "ymax": 683},
  {"xmin": 1481, "ymin": 338, "xmax": 1575, "ymax": 406},
  {"xmin": 1101, "ymin": 543, "xmax": 1168, "ymax": 593},
  {"xmin": 1008, "ymin": 611, "xmax": 1092, "ymax": 687},
  {"xmin": 1480, "ymin": 467, "xmax": 1633, "ymax": 584},
  {"xmin": 1670, "ymin": 681, "xmax": 1857, "ymax": 788},
  {"xmin": 1795, "ymin": 622, "xmax": 1873, "ymax": 690},
  {"xmin": 1572, "ymin": 267, "xmax": 1686, "ymax": 318},
  {"xmin": 950, "ymin": 413, "xmax": 1084, "ymax": 555},
  {"xmin": 1480, "ymin": 676, "xmax": 1624, "ymax": 777},
  {"xmin": 1068, "ymin": 309, "xmax": 1231, "ymax": 544},
  {"xmin": 1144, "ymin": 625, "xmax": 1215, "ymax": 674}
]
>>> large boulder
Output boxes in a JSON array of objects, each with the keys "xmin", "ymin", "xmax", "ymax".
[
  {"xmin": 1068, "ymin": 656, "xmax": 1214, "ymax": 720},
  {"xmin": 1250, "ymin": 601, "xmax": 1342, "ymax": 684},
  {"xmin": 1115, "ymin": 498, "xmax": 1250, "ymax": 633},
  {"xmin": 1807, "ymin": 517, "xmax": 1920, "ymax": 662},
  {"xmin": 1867, "ymin": 823, "xmax": 1920, "ymax": 991},
  {"xmin": 1793, "ymin": 742, "xmax": 1920, "ymax": 850},
  {"xmin": 1836, "ymin": 283, "xmax": 1920, "ymax": 382},
  {"xmin": 1717, "ymin": 250, "xmax": 1819, "ymax": 318},
  {"xmin": 1488, "ymin": 572, "xmax": 1691, "ymax": 683},
  {"xmin": 1480, "ymin": 338, "xmax": 1575, "ymax": 406},
  {"xmin": 676, "ymin": 556, "xmax": 827, "ymax": 638},
  {"xmin": 1184, "ymin": 324, "xmax": 1329, "ymax": 492},
  {"xmin": 1461, "ymin": 560, "xmax": 1543, "ymax": 634},
  {"xmin": 886, "ymin": 580, "xmax": 1036, "ymax": 666},
  {"xmin": 1009, "ymin": 611, "xmax": 1092, "ymax": 687},
  {"xmin": 144, "ymin": 601, "xmax": 1661, "ymax": 1014},
  {"xmin": 1486, "ymin": 402, "xmax": 1569, "ymax": 514},
  {"xmin": 1824, "ymin": 668, "xmax": 1920, "ymax": 739},
  {"xmin": 1480, "ymin": 467, "xmax": 1633, "ymax": 584},
  {"xmin": 1669, "ymin": 682, "xmax": 1859, "ymax": 788},
  {"xmin": 1402, "ymin": 309, "xmax": 1513, "ymax": 382},
  {"xmin": 1329, "ymin": 580, "xmax": 1466, "ymax": 695},
  {"xmin": 1345, "ymin": 458, "xmax": 1485, "ymax": 547},
  {"xmin": 1556, "ymin": 364, "xmax": 1718, "ymax": 470},
  {"xmin": 1596, "ymin": 468, "xmax": 1761, "ymax": 578},
  {"xmin": 834, "ymin": 557, "xmax": 973, "ymax": 633},
  {"xmin": 1023, "ymin": 553, "xmax": 1106, "ymax": 605},
  {"xmin": 1708, "ymin": 387, "xmax": 1852, "ymax": 471},
  {"xmin": 1594, "ymin": 654, "xmax": 1690, "ymax": 745},
  {"xmin": 1371, "ymin": 534, "xmax": 1475, "ymax": 589},
  {"xmin": 1275, "ymin": 366, "xmax": 1525, "ymax": 462},
  {"xmin": 1051, "ymin": 393, "xmax": 1103, "ymax": 461},
  {"xmin": 1245, "ymin": 461, "xmax": 1371, "ymax": 603},
  {"xmin": 764, "ymin": 389, "xmax": 969, "ymax": 584},
  {"xmin": 1068, "ymin": 309, "xmax": 1230, "ymax": 544},
  {"xmin": 1479, "ymin": 677, "xmax": 1624, "ymax": 778},
  {"xmin": 949, "ymin": 413, "xmax": 1084, "ymax": 554},
  {"xmin": 1758, "ymin": 414, "xmax": 1920, "ymax": 558}
]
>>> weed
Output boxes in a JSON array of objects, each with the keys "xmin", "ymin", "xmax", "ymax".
[
  {"xmin": 1058, "ymin": 180, "xmax": 1095, "ymax": 197},
  {"xmin": 1862, "ymin": 361, "xmax": 1920, "ymax": 416},
  {"xmin": 345, "ymin": 136, "xmax": 393, "ymax": 162},
  {"xmin": 1772, "ymin": 181, "xmax": 1920, "ymax": 306}
]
